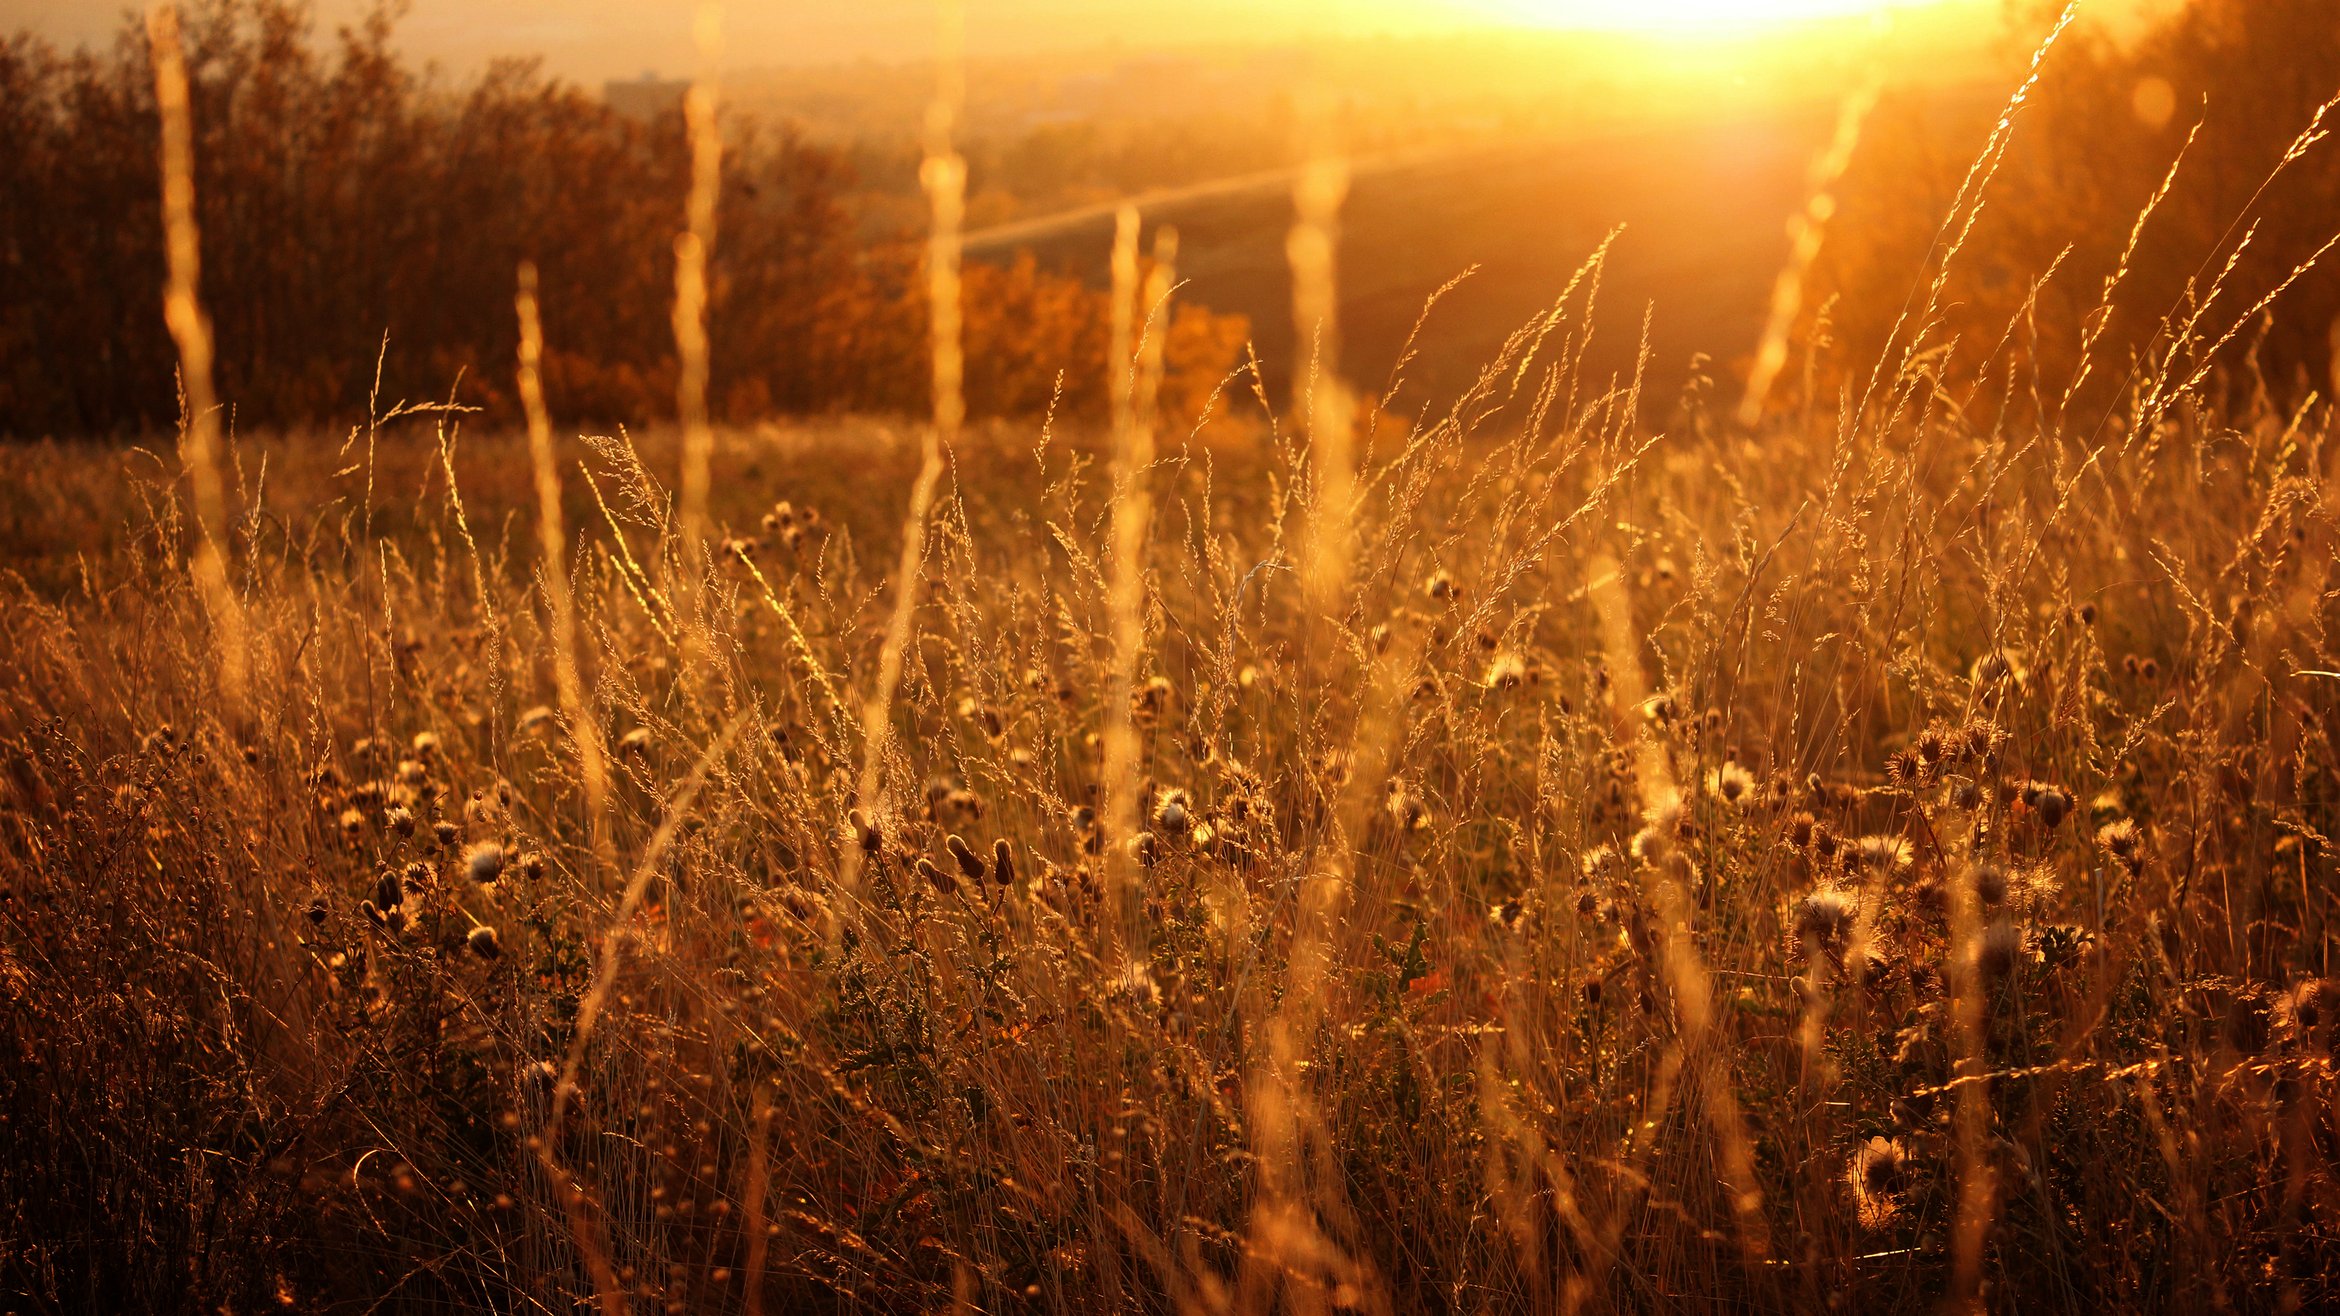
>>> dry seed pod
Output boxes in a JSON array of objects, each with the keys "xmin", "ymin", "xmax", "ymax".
[
  {"xmin": 946, "ymin": 834, "xmax": 987, "ymax": 883},
  {"xmin": 849, "ymin": 808, "xmax": 883, "ymax": 855},
  {"xmin": 992, "ymin": 838, "xmax": 1016, "ymax": 887},
  {"xmin": 917, "ymin": 857, "xmax": 955, "ymax": 895}
]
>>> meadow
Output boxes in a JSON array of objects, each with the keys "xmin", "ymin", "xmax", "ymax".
[{"xmin": 4, "ymin": 4, "xmax": 2340, "ymax": 1314}]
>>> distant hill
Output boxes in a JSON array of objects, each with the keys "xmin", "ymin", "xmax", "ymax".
[{"xmin": 964, "ymin": 100, "xmax": 1862, "ymax": 416}]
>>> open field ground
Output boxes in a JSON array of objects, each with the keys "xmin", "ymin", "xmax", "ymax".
[{"xmin": 6, "ymin": 320, "xmax": 2340, "ymax": 1310}]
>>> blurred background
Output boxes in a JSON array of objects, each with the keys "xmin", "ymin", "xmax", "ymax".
[{"xmin": 2, "ymin": 0, "xmax": 2333, "ymax": 439}]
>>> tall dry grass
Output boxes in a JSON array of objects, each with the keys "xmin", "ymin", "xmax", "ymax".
[{"xmin": 3, "ymin": 7, "xmax": 2340, "ymax": 1315}]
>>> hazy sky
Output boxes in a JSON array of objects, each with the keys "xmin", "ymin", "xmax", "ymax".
[
  {"xmin": 0, "ymin": 1, "xmax": 1993, "ymax": 80},
  {"xmin": 4, "ymin": 1, "xmax": 1494, "ymax": 78}
]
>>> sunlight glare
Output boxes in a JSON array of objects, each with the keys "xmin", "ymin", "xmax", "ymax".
[{"xmin": 1471, "ymin": 0, "xmax": 1950, "ymax": 35}]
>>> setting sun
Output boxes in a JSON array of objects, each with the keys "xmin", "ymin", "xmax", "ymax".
[{"xmin": 1468, "ymin": 0, "xmax": 1958, "ymax": 34}]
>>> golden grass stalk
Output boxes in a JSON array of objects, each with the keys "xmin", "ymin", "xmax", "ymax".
[
  {"xmin": 673, "ymin": 2, "xmax": 724, "ymax": 606},
  {"xmin": 1289, "ymin": 87, "xmax": 1357, "ymax": 619},
  {"xmin": 840, "ymin": 0, "xmax": 962, "ymax": 906},
  {"xmin": 1860, "ymin": 0, "xmax": 2078, "ymax": 428},
  {"xmin": 740, "ymin": 1090, "xmax": 775, "ymax": 1316},
  {"xmin": 1940, "ymin": 821, "xmax": 1996, "ymax": 1311},
  {"xmin": 540, "ymin": 719, "xmax": 743, "ymax": 1314},
  {"xmin": 518, "ymin": 262, "xmax": 612, "ymax": 853},
  {"xmin": 1099, "ymin": 211, "xmax": 1176, "ymax": 958},
  {"xmin": 1587, "ymin": 555, "xmax": 1772, "ymax": 1268},
  {"xmin": 1739, "ymin": 80, "xmax": 1876, "ymax": 427},
  {"xmin": 145, "ymin": 3, "xmax": 249, "ymax": 715},
  {"xmin": 1236, "ymin": 102, "xmax": 1393, "ymax": 1306}
]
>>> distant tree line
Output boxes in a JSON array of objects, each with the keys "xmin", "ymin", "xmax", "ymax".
[
  {"xmin": 0, "ymin": 0, "xmax": 1246, "ymax": 438},
  {"xmin": 1814, "ymin": 0, "xmax": 2340, "ymax": 416}
]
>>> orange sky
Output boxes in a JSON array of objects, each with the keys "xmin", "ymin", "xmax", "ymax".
[
  {"xmin": 1, "ymin": 0, "xmax": 2039, "ymax": 81},
  {"xmin": 3, "ymin": 2, "xmax": 1487, "ymax": 78}
]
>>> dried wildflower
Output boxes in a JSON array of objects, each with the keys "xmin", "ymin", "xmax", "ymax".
[
  {"xmin": 1847, "ymin": 1136, "xmax": 1909, "ymax": 1228},
  {"xmin": 1851, "ymin": 834, "xmax": 1912, "ymax": 875},
  {"xmin": 1127, "ymin": 832, "xmax": 1160, "ymax": 866},
  {"xmin": 467, "ymin": 925, "xmax": 502, "ymax": 960},
  {"xmin": 618, "ymin": 727, "xmax": 653, "ymax": 756},
  {"xmin": 1629, "ymin": 825, "xmax": 1670, "ymax": 864},
  {"xmin": 946, "ymin": 834, "xmax": 987, "ymax": 882},
  {"xmin": 374, "ymin": 870, "xmax": 405, "ymax": 911},
  {"xmin": 1854, "ymin": 1135, "xmax": 1908, "ymax": 1195},
  {"xmin": 1811, "ymin": 824, "xmax": 1839, "ymax": 860},
  {"xmin": 338, "ymin": 806, "xmax": 367, "ymax": 840},
  {"xmin": 2272, "ymin": 979, "xmax": 2338, "ymax": 1054},
  {"xmin": 411, "ymin": 730, "xmax": 441, "ymax": 759},
  {"xmin": 517, "ymin": 851, "xmax": 546, "ymax": 880},
  {"xmin": 1485, "ymin": 652, "xmax": 1528, "ymax": 690},
  {"xmin": 992, "ymin": 838, "xmax": 1016, "ymax": 887},
  {"xmin": 1970, "ymin": 652, "xmax": 2012, "ymax": 687},
  {"xmin": 396, "ymin": 758, "xmax": 429, "ymax": 786},
  {"xmin": 385, "ymin": 806, "xmax": 416, "ymax": 837},
  {"xmin": 1916, "ymin": 726, "xmax": 1949, "ymax": 764},
  {"xmin": 1975, "ymin": 920, "xmax": 2024, "ymax": 980},
  {"xmin": 1974, "ymin": 864, "xmax": 2009, "ymax": 908},
  {"xmin": 1424, "ymin": 569, "xmax": 1460, "ymax": 603},
  {"xmin": 1136, "ymin": 675, "xmax": 1176, "ymax": 715},
  {"xmin": 305, "ymin": 896, "xmax": 328, "ymax": 925},
  {"xmin": 2031, "ymin": 785, "xmax": 2072, "ymax": 829},
  {"xmin": 1788, "ymin": 811, "xmax": 1816, "ymax": 848},
  {"xmin": 2097, "ymin": 818, "xmax": 2141, "ymax": 859},
  {"xmin": 433, "ymin": 820, "xmax": 460, "ymax": 849},
  {"xmin": 1153, "ymin": 790, "xmax": 1192, "ymax": 836},
  {"xmin": 517, "ymin": 705, "xmax": 556, "ymax": 736},
  {"xmin": 1387, "ymin": 790, "xmax": 1429, "ymax": 832},
  {"xmin": 1792, "ymin": 887, "xmax": 1859, "ymax": 952},
  {"xmin": 849, "ymin": 808, "xmax": 883, "ymax": 855},
  {"xmin": 917, "ymin": 857, "xmax": 955, "ymax": 895},
  {"xmin": 1708, "ymin": 761, "xmax": 1754, "ymax": 806},
  {"xmin": 465, "ymin": 841, "xmax": 506, "ymax": 885},
  {"xmin": 1488, "ymin": 896, "xmax": 1527, "ymax": 930}
]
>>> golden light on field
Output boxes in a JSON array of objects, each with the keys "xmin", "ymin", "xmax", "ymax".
[{"xmin": 1468, "ymin": 0, "xmax": 1955, "ymax": 34}]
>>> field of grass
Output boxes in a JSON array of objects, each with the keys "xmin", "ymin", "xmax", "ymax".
[
  {"xmin": 5, "ymin": 10, "xmax": 2340, "ymax": 1315},
  {"xmin": 6, "ymin": 273, "xmax": 2340, "ymax": 1312}
]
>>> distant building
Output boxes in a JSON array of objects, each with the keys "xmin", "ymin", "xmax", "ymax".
[{"xmin": 605, "ymin": 72, "xmax": 690, "ymax": 122}]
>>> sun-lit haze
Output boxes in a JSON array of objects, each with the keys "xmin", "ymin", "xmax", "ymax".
[
  {"xmin": 5, "ymin": 0, "xmax": 1989, "ymax": 78},
  {"xmin": 1466, "ymin": 0, "xmax": 1969, "ymax": 34}
]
